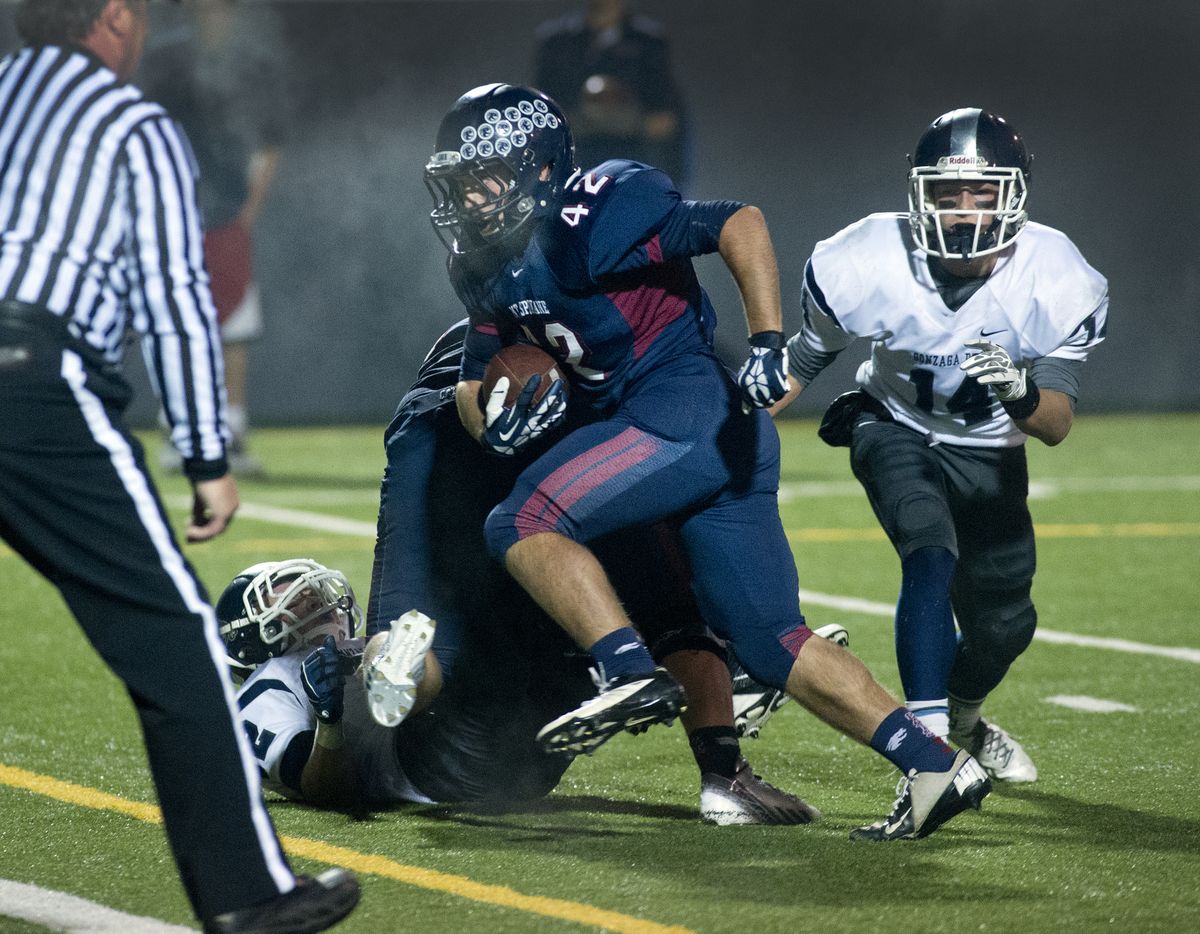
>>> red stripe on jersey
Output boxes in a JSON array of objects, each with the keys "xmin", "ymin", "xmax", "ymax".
[
  {"xmin": 515, "ymin": 428, "xmax": 660, "ymax": 539},
  {"xmin": 606, "ymin": 237, "xmax": 688, "ymax": 360}
]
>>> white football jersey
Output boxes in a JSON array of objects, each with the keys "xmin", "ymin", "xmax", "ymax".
[
  {"xmin": 799, "ymin": 214, "xmax": 1108, "ymax": 446},
  {"xmin": 236, "ymin": 654, "xmax": 433, "ymax": 805},
  {"xmin": 237, "ymin": 655, "xmax": 314, "ymax": 799}
]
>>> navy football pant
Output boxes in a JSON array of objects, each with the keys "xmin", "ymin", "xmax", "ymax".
[
  {"xmin": 849, "ymin": 419, "xmax": 1038, "ymax": 700},
  {"xmin": 0, "ymin": 325, "xmax": 293, "ymax": 919},
  {"xmin": 486, "ymin": 353, "xmax": 811, "ymax": 688}
]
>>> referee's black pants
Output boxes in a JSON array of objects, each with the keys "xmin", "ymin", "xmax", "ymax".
[{"xmin": 0, "ymin": 310, "xmax": 295, "ymax": 920}]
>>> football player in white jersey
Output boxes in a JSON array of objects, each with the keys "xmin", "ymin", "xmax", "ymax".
[
  {"xmin": 772, "ymin": 108, "xmax": 1108, "ymax": 784},
  {"xmin": 216, "ymin": 557, "xmax": 820, "ymax": 823}
]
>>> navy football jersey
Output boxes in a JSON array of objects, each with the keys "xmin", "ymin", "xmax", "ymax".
[
  {"xmin": 385, "ymin": 319, "xmax": 469, "ymax": 436},
  {"xmin": 453, "ymin": 160, "xmax": 730, "ymax": 412}
]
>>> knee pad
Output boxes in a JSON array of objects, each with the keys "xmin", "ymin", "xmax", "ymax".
[
  {"xmin": 893, "ymin": 492, "xmax": 957, "ymax": 558},
  {"xmin": 961, "ymin": 592, "xmax": 1037, "ymax": 667}
]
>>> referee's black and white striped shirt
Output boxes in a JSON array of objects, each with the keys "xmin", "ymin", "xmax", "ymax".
[{"xmin": 0, "ymin": 44, "xmax": 227, "ymax": 470}]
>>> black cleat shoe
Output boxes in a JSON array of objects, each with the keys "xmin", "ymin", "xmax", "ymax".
[
  {"xmin": 850, "ymin": 749, "xmax": 991, "ymax": 842},
  {"xmin": 536, "ymin": 668, "xmax": 686, "ymax": 756},
  {"xmin": 203, "ymin": 868, "xmax": 360, "ymax": 934},
  {"xmin": 700, "ymin": 757, "xmax": 821, "ymax": 825}
]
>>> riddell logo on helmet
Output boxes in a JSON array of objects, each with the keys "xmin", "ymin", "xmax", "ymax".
[{"xmin": 938, "ymin": 155, "xmax": 987, "ymax": 168}]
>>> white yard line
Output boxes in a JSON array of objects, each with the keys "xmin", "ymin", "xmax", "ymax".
[
  {"xmin": 780, "ymin": 474, "xmax": 1200, "ymax": 502},
  {"xmin": 169, "ymin": 497, "xmax": 1199, "ymax": 665},
  {"xmin": 797, "ymin": 589, "xmax": 1200, "ymax": 664},
  {"xmin": 0, "ymin": 880, "xmax": 193, "ymax": 933},
  {"xmin": 1045, "ymin": 695, "xmax": 1139, "ymax": 713}
]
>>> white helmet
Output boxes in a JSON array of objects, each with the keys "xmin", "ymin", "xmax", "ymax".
[{"xmin": 215, "ymin": 558, "xmax": 361, "ymax": 671}]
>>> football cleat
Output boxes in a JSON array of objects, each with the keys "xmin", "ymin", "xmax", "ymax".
[
  {"xmin": 812, "ymin": 622, "xmax": 851, "ymax": 648},
  {"xmin": 700, "ymin": 757, "xmax": 821, "ymax": 825},
  {"xmin": 537, "ymin": 668, "xmax": 686, "ymax": 756},
  {"xmin": 731, "ymin": 622, "xmax": 850, "ymax": 738},
  {"xmin": 951, "ymin": 718, "xmax": 1038, "ymax": 783},
  {"xmin": 362, "ymin": 610, "xmax": 436, "ymax": 727},
  {"xmin": 203, "ymin": 867, "xmax": 360, "ymax": 934},
  {"xmin": 850, "ymin": 749, "xmax": 991, "ymax": 842}
]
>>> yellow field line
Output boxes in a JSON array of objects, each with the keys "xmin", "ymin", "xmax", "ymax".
[
  {"xmin": 0, "ymin": 762, "xmax": 694, "ymax": 934},
  {"xmin": 3, "ymin": 523, "xmax": 1198, "ymax": 561},
  {"xmin": 785, "ymin": 521, "xmax": 1200, "ymax": 544}
]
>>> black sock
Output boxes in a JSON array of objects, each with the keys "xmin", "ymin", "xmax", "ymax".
[{"xmin": 689, "ymin": 725, "xmax": 741, "ymax": 779}]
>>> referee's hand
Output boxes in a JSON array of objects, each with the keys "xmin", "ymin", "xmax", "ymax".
[{"xmin": 187, "ymin": 475, "xmax": 240, "ymax": 542}]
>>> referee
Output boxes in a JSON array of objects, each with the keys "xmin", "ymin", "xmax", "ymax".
[{"xmin": 0, "ymin": 3, "xmax": 358, "ymax": 933}]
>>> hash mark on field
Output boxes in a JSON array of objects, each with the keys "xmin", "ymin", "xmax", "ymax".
[
  {"xmin": 0, "ymin": 763, "xmax": 696, "ymax": 934},
  {"xmin": 0, "ymin": 879, "xmax": 192, "ymax": 932},
  {"xmin": 1045, "ymin": 695, "xmax": 1138, "ymax": 713}
]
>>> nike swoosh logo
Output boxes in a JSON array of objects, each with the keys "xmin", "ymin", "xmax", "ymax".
[
  {"xmin": 885, "ymin": 807, "xmax": 912, "ymax": 836},
  {"xmin": 511, "ymin": 268, "xmax": 524, "ymax": 278},
  {"xmin": 498, "ymin": 423, "xmax": 519, "ymax": 442},
  {"xmin": 614, "ymin": 643, "xmax": 641, "ymax": 655},
  {"xmin": 980, "ymin": 328, "xmax": 1006, "ymax": 337}
]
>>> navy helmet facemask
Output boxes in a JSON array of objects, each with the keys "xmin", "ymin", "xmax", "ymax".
[
  {"xmin": 907, "ymin": 108, "xmax": 1032, "ymax": 261},
  {"xmin": 425, "ymin": 83, "xmax": 577, "ymax": 255}
]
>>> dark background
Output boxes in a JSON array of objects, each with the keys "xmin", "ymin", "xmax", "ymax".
[{"xmin": 4, "ymin": 1, "xmax": 1197, "ymax": 423}]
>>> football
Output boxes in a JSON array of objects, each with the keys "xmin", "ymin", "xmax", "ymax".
[{"xmin": 481, "ymin": 343, "xmax": 567, "ymax": 410}]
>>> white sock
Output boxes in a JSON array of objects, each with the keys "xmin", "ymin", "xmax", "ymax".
[
  {"xmin": 948, "ymin": 697, "xmax": 984, "ymax": 739},
  {"xmin": 906, "ymin": 699, "xmax": 949, "ymax": 740}
]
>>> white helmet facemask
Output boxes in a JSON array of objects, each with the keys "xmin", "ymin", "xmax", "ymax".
[
  {"xmin": 908, "ymin": 162, "xmax": 1028, "ymax": 261},
  {"xmin": 242, "ymin": 559, "xmax": 361, "ymax": 654}
]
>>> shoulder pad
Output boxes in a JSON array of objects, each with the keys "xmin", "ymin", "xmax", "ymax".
[{"xmin": 542, "ymin": 162, "xmax": 678, "ymax": 288}]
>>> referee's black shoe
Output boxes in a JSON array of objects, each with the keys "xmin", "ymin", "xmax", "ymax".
[
  {"xmin": 203, "ymin": 868, "xmax": 360, "ymax": 934},
  {"xmin": 536, "ymin": 667, "xmax": 686, "ymax": 756}
]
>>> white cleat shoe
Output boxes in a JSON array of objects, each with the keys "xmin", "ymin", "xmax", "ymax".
[
  {"xmin": 951, "ymin": 719, "xmax": 1038, "ymax": 783},
  {"xmin": 812, "ymin": 622, "xmax": 850, "ymax": 647},
  {"xmin": 850, "ymin": 749, "xmax": 991, "ymax": 842},
  {"xmin": 362, "ymin": 610, "xmax": 435, "ymax": 727}
]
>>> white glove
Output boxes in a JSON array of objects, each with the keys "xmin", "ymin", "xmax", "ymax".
[{"xmin": 960, "ymin": 339, "xmax": 1026, "ymax": 401}]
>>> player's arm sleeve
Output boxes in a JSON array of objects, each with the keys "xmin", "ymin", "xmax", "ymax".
[
  {"xmin": 786, "ymin": 259, "xmax": 856, "ymax": 386},
  {"xmin": 585, "ymin": 168, "xmax": 737, "ymax": 278},
  {"xmin": 125, "ymin": 116, "xmax": 228, "ymax": 481},
  {"xmin": 1036, "ymin": 285, "xmax": 1110, "ymax": 403},
  {"xmin": 459, "ymin": 316, "xmax": 505, "ymax": 382}
]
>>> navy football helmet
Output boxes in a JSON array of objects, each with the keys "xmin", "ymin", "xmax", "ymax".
[
  {"xmin": 907, "ymin": 108, "xmax": 1032, "ymax": 260},
  {"xmin": 216, "ymin": 558, "xmax": 361, "ymax": 673},
  {"xmin": 425, "ymin": 83, "xmax": 577, "ymax": 254}
]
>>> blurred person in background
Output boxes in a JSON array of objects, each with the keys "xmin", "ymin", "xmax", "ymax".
[
  {"xmin": 771, "ymin": 108, "xmax": 1108, "ymax": 785},
  {"xmin": 534, "ymin": 0, "xmax": 690, "ymax": 189},
  {"xmin": 141, "ymin": 0, "xmax": 291, "ymax": 477}
]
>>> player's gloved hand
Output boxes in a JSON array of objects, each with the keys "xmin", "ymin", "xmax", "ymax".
[
  {"xmin": 737, "ymin": 330, "xmax": 790, "ymax": 413},
  {"xmin": 482, "ymin": 373, "xmax": 568, "ymax": 456},
  {"xmin": 960, "ymin": 339, "xmax": 1026, "ymax": 400},
  {"xmin": 301, "ymin": 635, "xmax": 352, "ymax": 725}
]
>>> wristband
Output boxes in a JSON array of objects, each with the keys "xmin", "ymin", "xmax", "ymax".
[
  {"xmin": 314, "ymin": 722, "xmax": 345, "ymax": 750},
  {"xmin": 748, "ymin": 329, "xmax": 786, "ymax": 351},
  {"xmin": 1001, "ymin": 377, "xmax": 1041, "ymax": 421}
]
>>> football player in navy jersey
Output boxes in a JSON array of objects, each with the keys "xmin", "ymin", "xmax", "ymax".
[
  {"xmin": 771, "ymin": 109, "xmax": 1108, "ymax": 786},
  {"xmin": 423, "ymin": 83, "xmax": 993, "ymax": 841},
  {"xmin": 218, "ymin": 320, "xmax": 819, "ymax": 824}
]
